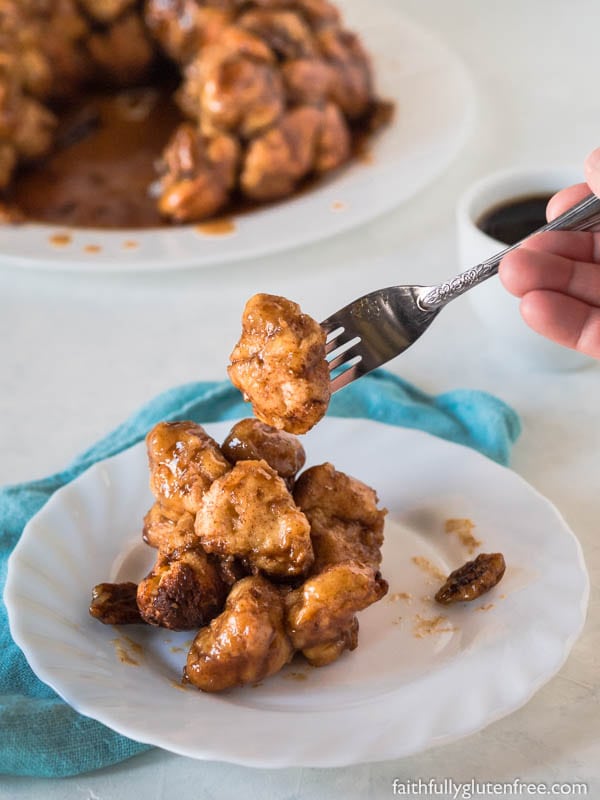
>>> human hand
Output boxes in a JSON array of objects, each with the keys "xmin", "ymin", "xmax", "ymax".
[{"xmin": 498, "ymin": 148, "xmax": 600, "ymax": 358}]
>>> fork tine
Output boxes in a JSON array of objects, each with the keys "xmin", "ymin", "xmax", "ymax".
[
  {"xmin": 325, "ymin": 333, "xmax": 344, "ymax": 356},
  {"xmin": 327, "ymin": 337, "xmax": 361, "ymax": 371},
  {"xmin": 321, "ymin": 311, "xmax": 366, "ymax": 386},
  {"xmin": 330, "ymin": 359, "xmax": 363, "ymax": 392},
  {"xmin": 323, "ymin": 319, "xmax": 348, "ymax": 355}
]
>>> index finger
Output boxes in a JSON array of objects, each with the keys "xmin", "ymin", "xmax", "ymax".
[{"xmin": 546, "ymin": 182, "xmax": 592, "ymax": 222}]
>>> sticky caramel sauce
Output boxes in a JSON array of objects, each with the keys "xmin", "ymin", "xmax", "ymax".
[
  {"xmin": 48, "ymin": 233, "xmax": 72, "ymax": 247},
  {"xmin": 170, "ymin": 679, "xmax": 190, "ymax": 691},
  {"xmin": 110, "ymin": 634, "xmax": 143, "ymax": 666},
  {"xmin": 14, "ymin": 86, "xmax": 183, "ymax": 230},
  {"xmin": 195, "ymin": 217, "xmax": 236, "ymax": 236},
  {"xmin": 283, "ymin": 671, "xmax": 309, "ymax": 681}
]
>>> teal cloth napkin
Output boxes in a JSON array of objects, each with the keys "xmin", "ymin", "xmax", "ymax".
[{"xmin": 0, "ymin": 370, "xmax": 520, "ymax": 778}]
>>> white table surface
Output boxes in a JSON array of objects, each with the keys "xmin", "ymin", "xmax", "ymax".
[{"xmin": 1, "ymin": 1, "xmax": 600, "ymax": 797}]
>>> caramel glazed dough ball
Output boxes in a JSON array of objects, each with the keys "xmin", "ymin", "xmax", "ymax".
[
  {"xmin": 145, "ymin": 420, "xmax": 231, "ymax": 515},
  {"xmin": 228, "ymin": 293, "xmax": 331, "ymax": 434},
  {"xmin": 184, "ymin": 575, "xmax": 294, "ymax": 692},
  {"xmin": 221, "ymin": 417, "xmax": 306, "ymax": 482}
]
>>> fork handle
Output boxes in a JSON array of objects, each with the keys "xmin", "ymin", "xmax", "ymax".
[{"xmin": 419, "ymin": 192, "xmax": 600, "ymax": 310}]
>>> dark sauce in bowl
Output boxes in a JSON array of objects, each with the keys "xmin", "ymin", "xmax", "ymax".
[{"xmin": 477, "ymin": 194, "xmax": 554, "ymax": 245}]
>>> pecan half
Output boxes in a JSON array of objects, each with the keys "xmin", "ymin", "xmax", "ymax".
[{"xmin": 435, "ymin": 553, "xmax": 506, "ymax": 605}]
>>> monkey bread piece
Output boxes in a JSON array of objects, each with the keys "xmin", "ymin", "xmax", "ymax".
[
  {"xmin": 293, "ymin": 462, "xmax": 386, "ymax": 573},
  {"xmin": 142, "ymin": 504, "xmax": 198, "ymax": 554},
  {"xmin": 237, "ymin": 9, "xmax": 317, "ymax": 60},
  {"xmin": 0, "ymin": 0, "xmax": 91, "ymax": 101},
  {"xmin": 231, "ymin": 0, "xmax": 341, "ymax": 29},
  {"xmin": 0, "ymin": 145, "xmax": 17, "ymax": 192},
  {"xmin": 184, "ymin": 575, "xmax": 294, "ymax": 692},
  {"xmin": 228, "ymin": 293, "xmax": 330, "ymax": 435},
  {"xmin": 0, "ymin": 61, "xmax": 57, "ymax": 176},
  {"xmin": 178, "ymin": 26, "xmax": 283, "ymax": 139},
  {"xmin": 40, "ymin": 2, "xmax": 93, "ymax": 101},
  {"xmin": 208, "ymin": 22, "xmax": 277, "ymax": 63},
  {"xmin": 316, "ymin": 28, "xmax": 373, "ymax": 119},
  {"xmin": 193, "ymin": 54, "xmax": 284, "ymax": 141},
  {"xmin": 86, "ymin": 11, "xmax": 156, "ymax": 87},
  {"xmin": 76, "ymin": 0, "xmax": 136, "ymax": 24},
  {"xmin": 315, "ymin": 102, "xmax": 351, "ymax": 173},
  {"xmin": 241, "ymin": 102, "xmax": 352, "ymax": 202},
  {"xmin": 285, "ymin": 561, "xmax": 388, "ymax": 666},
  {"xmin": 146, "ymin": 420, "xmax": 230, "ymax": 515},
  {"xmin": 281, "ymin": 57, "xmax": 333, "ymax": 105},
  {"xmin": 145, "ymin": 1, "xmax": 233, "ymax": 64},
  {"xmin": 241, "ymin": 100, "xmax": 351, "ymax": 193},
  {"xmin": 213, "ymin": 555, "xmax": 250, "ymax": 588},
  {"xmin": 295, "ymin": 0, "xmax": 341, "ymax": 27},
  {"xmin": 195, "ymin": 459, "xmax": 314, "ymax": 578},
  {"xmin": 142, "ymin": 504, "xmax": 246, "ymax": 586},
  {"xmin": 157, "ymin": 123, "xmax": 240, "ymax": 222},
  {"xmin": 89, "ymin": 581, "xmax": 143, "ymax": 625},
  {"xmin": 77, "ymin": 0, "xmax": 137, "ymax": 24},
  {"xmin": 301, "ymin": 616, "xmax": 358, "ymax": 667},
  {"xmin": 240, "ymin": 106, "xmax": 321, "ymax": 201},
  {"xmin": 1, "ymin": 0, "xmax": 156, "ymax": 108},
  {"xmin": 8, "ymin": 97, "xmax": 56, "ymax": 161},
  {"xmin": 142, "ymin": 502, "xmax": 179, "ymax": 549},
  {"xmin": 137, "ymin": 546, "xmax": 227, "ymax": 630},
  {"xmin": 221, "ymin": 418, "xmax": 306, "ymax": 481}
]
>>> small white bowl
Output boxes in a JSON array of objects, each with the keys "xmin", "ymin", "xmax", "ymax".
[{"xmin": 457, "ymin": 165, "xmax": 593, "ymax": 371}]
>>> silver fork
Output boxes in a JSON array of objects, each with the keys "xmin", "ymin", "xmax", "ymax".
[{"xmin": 322, "ymin": 193, "xmax": 600, "ymax": 392}]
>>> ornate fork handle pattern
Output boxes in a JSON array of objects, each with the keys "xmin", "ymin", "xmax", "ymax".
[
  {"xmin": 419, "ymin": 192, "xmax": 600, "ymax": 311},
  {"xmin": 420, "ymin": 258, "xmax": 506, "ymax": 309}
]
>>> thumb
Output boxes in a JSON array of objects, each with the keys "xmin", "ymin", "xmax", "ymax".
[{"xmin": 584, "ymin": 147, "xmax": 600, "ymax": 197}]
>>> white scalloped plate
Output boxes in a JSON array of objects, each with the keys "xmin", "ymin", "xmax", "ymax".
[
  {"xmin": 0, "ymin": 3, "xmax": 474, "ymax": 272},
  {"xmin": 5, "ymin": 418, "xmax": 588, "ymax": 767}
]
